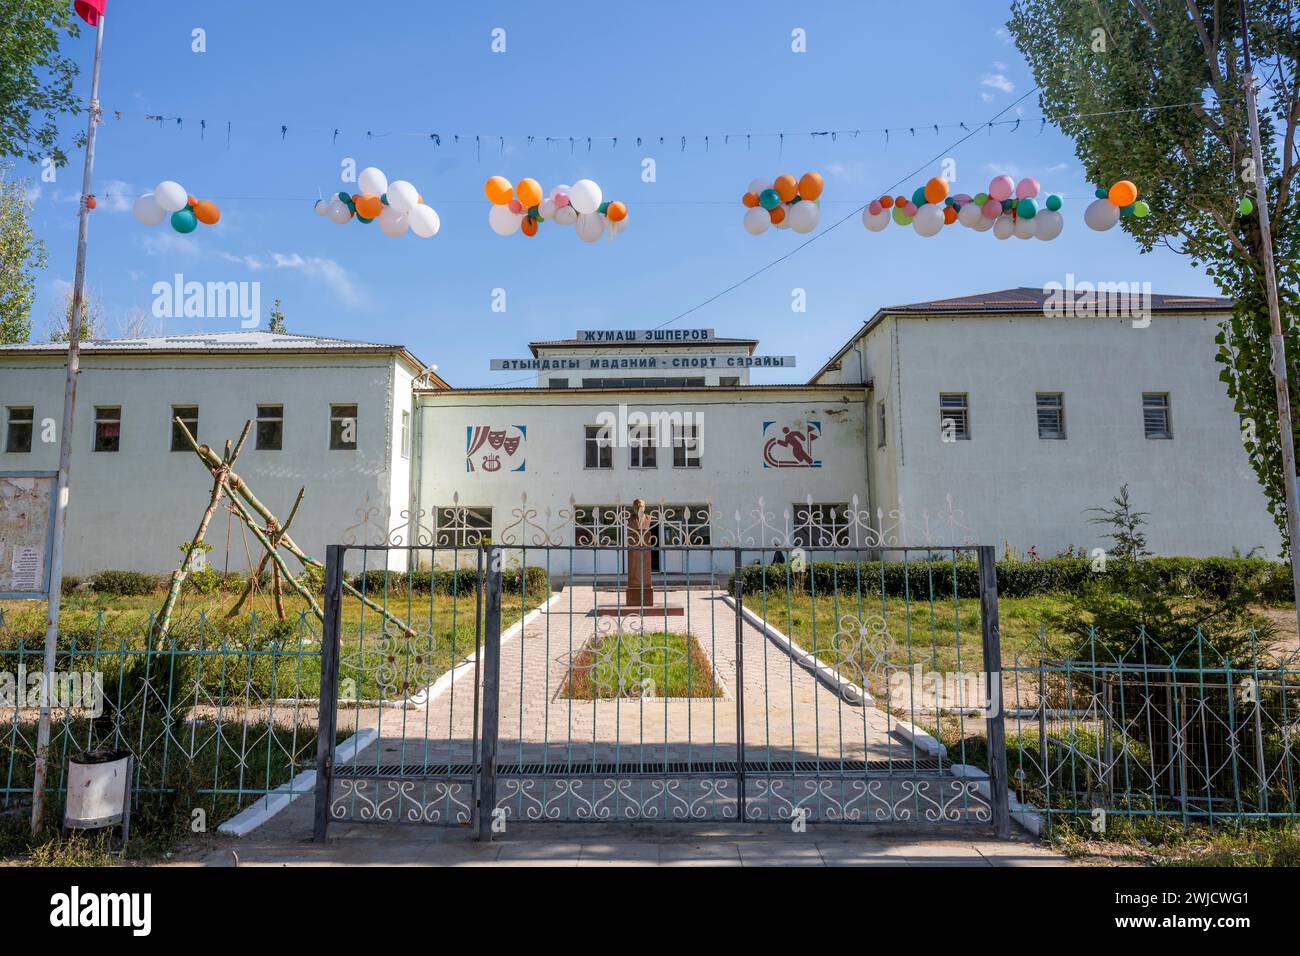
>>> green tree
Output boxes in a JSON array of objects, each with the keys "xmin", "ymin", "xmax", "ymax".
[
  {"xmin": 0, "ymin": 0, "xmax": 82, "ymax": 166},
  {"xmin": 47, "ymin": 285, "xmax": 104, "ymax": 342},
  {"xmin": 0, "ymin": 167, "xmax": 46, "ymax": 342},
  {"xmin": 1007, "ymin": 1, "xmax": 1299, "ymax": 553},
  {"xmin": 1086, "ymin": 484, "xmax": 1151, "ymax": 560},
  {"xmin": 267, "ymin": 297, "xmax": 286, "ymax": 333}
]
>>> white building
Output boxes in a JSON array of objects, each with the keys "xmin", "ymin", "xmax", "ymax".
[{"xmin": 0, "ymin": 289, "xmax": 1280, "ymax": 584}]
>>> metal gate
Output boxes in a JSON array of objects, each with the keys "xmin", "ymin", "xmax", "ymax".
[{"xmin": 313, "ymin": 507, "xmax": 1010, "ymax": 839}]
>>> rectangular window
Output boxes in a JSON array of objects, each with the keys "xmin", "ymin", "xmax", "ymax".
[
  {"xmin": 256, "ymin": 404, "xmax": 283, "ymax": 450},
  {"xmin": 672, "ymin": 424, "xmax": 701, "ymax": 468},
  {"xmin": 330, "ymin": 403, "xmax": 358, "ymax": 450},
  {"xmin": 575, "ymin": 505, "xmax": 622, "ymax": 546},
  {"xmin": 434, "ymin": 506, "xmax": 491, "ymax": 547},
  {"xmin": 792, "ymin": 503, "xmax": 851, "ymax": 549},
  {"xmin": 1143, "ymin": 392, "xmax": 1171, "ymax": 439},
  {"xmin": 548, "ymin": 377, "xmax": 569, "ymax": 389},
  {"xmin": 629, "ymin": 425, "xmax": 657, "ymax": 469},
  {"xmin": 93, "ymin": 406, "xmax": 121, "ymax": 452},
  {"xmin": 1036, "ymin": 392, "xmax": 1065, "ymax": 440},
  {"xmin": 400, "ymin": 410, "xmax": 410, "ymax": 459},
  {"xmin": 719, "ymin": 376, "xmax": 740, "ymax": 387},
  {"xmin": 5, "ymin": 407, "xmax": 33, "ymax": 453},
  {"xmin": 584, "ymin": 425, "xmax": 612, "ymax": 469},
  {"xmin": 171, "ymin": 405, "xmax": 198, "ymax": 452},
  {"xmin": 876, "ymin": 401, "xmax": 887, "ymax": 448},
  {"xmin": 939, "ymin": 393, "xmax": 970, "ymax": 440}
]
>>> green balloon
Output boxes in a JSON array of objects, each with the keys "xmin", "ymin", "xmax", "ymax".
[
  {"xmin": 1046, "ymin": 194, "xmax": 1062, "ymax": 211},
  {"xmin": 1094, "ymin": 187, "xmax": 1108, "ymax": 199},
  {"xmin": 1120, "ymin": 203, "xmax": 1135, "ymax": 217},
  {"xmin": 381, "ymin": 193, "xmax": 389, "ymax": 205},
  {"xmin": 338, "ymin": 191, "xmax": 351, "ymax": 203},
  {"xmin": 597, "ymin": 201, "xmax": 609, "ymax": 214},
  {"xmin": 170, "ymin": 209, "xmax": 197, "ymax": 234},
  {"xmin": 911, "ymin": 186, "xmax": 927, "ymax": 207},
  {"xmin": 1017, "ymin": 197, "xmax": 1038, "ymax": 219},
  {"xmin": 1132, "ymin": 200, "xmax": 1150, "ymax": 218},
  {"xmin": 357, "ymin": 214, "xmax": 374, "ymax": 223},
  {"xmin": 1239, "ymin": 196, "xmax": 1254, "ymax": 215},
  {"xmin": 891, "ymin": 205, "xmax": 909, "ymax": 225},
  {"xmin": 974, "ymin": 192, "xmax": 988, "ymax": 205},
  {"xmin": 529, "ymin": 205, "xmax": 540, "ymax": 218},
  {"xmin": 759, "ymin": 189, "xmax": 780, "ymax": 210}
]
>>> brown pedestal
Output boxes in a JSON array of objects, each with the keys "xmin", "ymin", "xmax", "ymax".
[{"xmin": 594, "ymin": 546, "xmax": 684, "ymax": 617}]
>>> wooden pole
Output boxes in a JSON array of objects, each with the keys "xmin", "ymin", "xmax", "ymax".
[{"xmin": 225, "ymin": 486, "xmax": 303, "ymax": 618}]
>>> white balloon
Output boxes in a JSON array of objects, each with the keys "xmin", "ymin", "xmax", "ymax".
[
  {"xmin": 552, "ymin": 204, "xmax": 578, "ymax": 226},
  {"xmin": 747, "ymin": 178, "xmax": 770, "ymax": 195},
  {"xmin": 972, "ymin": 212, "xmax": 995, "ymax": 232},
  {"xmin": 957, "ymin": 202, "xmax": 983, "ymax": 228},
  {"xmin": 1035, "ymin": 209, "xmax": 1064, "ymax": 240},
  {"xmin": 538, "ymin": 198, "xmax": 558, "ymax": 221},
  {"xmin": 913, "ymin": 203, "xmax": 945, "ymax": 237},
  {"xmin": 608, "ymin": 216, "xmax": 630, "ymax": 237},
  {"xmin": 744, "ymin": 206, "xmax": 770, "ymax": 235},
  {"xmin": 569, "ymin": 179, "xmax": 602, "ymax": 215},
  {"xmin": 133, "ymin": 193, "xmax": 167, "ymax": 226},
  {"xmin": 993, "ymin": 215, "xmax": 1016, "ymax": 240},
  {"xmin": 862, "ymin": 207, "xmax": 890, "ymax": 232},
  {"xmin": 358, "ymin": 167, "xmax": 388, "ymax": 196},
  {"xmin": 408, "ymin": 204, "xmax": 440, "ymax": 238},
  {"xmin": 489, "ymin": 203, "xmax": 522, "ymax": 236},
  {"xmin": 575, "ymin": 211, "xmax": 605, "ymax": 242},
  {"xmin": 1014, "ymin": 215, "xmax": 1036, "ymax": 239},
  {"xmin": 386, "ymin": 180, "xmax": 419, "ymax": 214},
  {"xmin": 327, "ymin": 199, "xmax": 352, "ymax": 224},
  {"xmin": 1084, "ymin": 198, "xmax": 1121, "ymax": 231},
  {"xmin": 551, "ymin": 184, "xmax": 571, "ymax": 199},
  {"xmin": 378, "ymin": 205, "xmax": 409, "ymax": 237},
  {"xmin": 313, "ymin": 198, "xmax": 330, "ymax": 217},
  {"xmin": 154, "ymin": 181, "xmax": 188, "ymax": 213},
  {"xmin": 788, "ymin": 200, "xmax": 819, "ymax": 233}
]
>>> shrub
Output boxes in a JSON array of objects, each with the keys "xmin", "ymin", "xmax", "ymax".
[
  {"xmin": 89, "ymin": 570, "xmax": 159, "ymax": 596},
  {"xmin": 349, "ymin": 565, "xmax": 548, "ymax": 596},
  {"xmin": 60, "ymin": 575, "xmax": 83, "ymax": 595},
  {"xmin": 182, "ymin": 567, "xmax": 223, "ymax": 594},
  {"xmin": 297, "ymin": 564, "xmax": 325, "ymax": 594}
]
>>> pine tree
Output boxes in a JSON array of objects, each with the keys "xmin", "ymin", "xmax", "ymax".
[{"xmin": 267, "ymin": 298, "xmax": 286, "ymax": 333}]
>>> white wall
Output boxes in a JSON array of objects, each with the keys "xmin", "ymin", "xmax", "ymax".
[
  {"xmin": 414, "ymin": 387, "xmax": 868, "ymax": 576},
  {"xmin": 0, "ymin": 353, "xmax": 412, "ymax": 575},
  {"xmin": 887, "ymin": 314, "xmax": 1280, "ymax": 556}
]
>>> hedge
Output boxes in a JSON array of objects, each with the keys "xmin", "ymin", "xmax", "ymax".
[
  {"xmin": 89, "ymin": 570, "xmax": 161, "ymax": 596},
  {"xmin": 736, "ymin": 557, "xmax": 1292, "ymax": 602},
  {"xmin": 350, "ymin": 566, "xmax": 549, "ymax": 596}
]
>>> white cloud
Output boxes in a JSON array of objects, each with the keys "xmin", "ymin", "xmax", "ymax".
[
  {"xmin": 994, "ymin": 26, "xmax": 1011, "ymax": 44},
  {"xmin": 141, "ymin": 231, "xmax": 200, "ymax": 257},
  {"xmin": 993, "ymin": 60, "xmax": 1007, "ymax": 71},
  {"xmin": 98, "ymin": 179, "xmax": 134, "ymax": 212},
  {"xmin": 271, "ymin": 253, "xmax": 361, "ymax": 306},
  {"xmin": 981, "ymin": 73, "xmax": 1016, "ymax": 94},
  {"xmin": 981, "ymin": 91, "xmax": 995, "ymax": 103},
  {"xmin": 220, "ymin": 252, "xmax": 265, "ymax": 270}
]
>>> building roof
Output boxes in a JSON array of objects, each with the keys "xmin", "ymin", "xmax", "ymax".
[
  {"xmin": 528, "ymin": 336, "xmax": 758, "ymax": 357},
  {"xmin": 809, "ymin": 287, "xmax": 1234, "ymax": 384},
  {"xmin": 0, "ymin": 330, "xmax": 433, "ymax": 378}
]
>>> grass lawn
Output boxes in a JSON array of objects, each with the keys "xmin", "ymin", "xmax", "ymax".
[{"xmin": 562, "ymin": 631, "xmax": 722, "ymax": 699}]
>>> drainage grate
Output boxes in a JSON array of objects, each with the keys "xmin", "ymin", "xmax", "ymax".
[{"xmin": 335, "ymin": 758, "xmax": 944, "ymax": 779}]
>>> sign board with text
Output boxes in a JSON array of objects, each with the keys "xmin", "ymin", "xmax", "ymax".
[
  {"xmin": 491, "ymin": 355, "xmax": 795, "ymax": 371},
  {"xmin": 0, "ymin": 472, "xmax": 56, "ymax": 598}
]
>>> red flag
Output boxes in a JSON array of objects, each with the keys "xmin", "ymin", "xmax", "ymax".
[{"xmin": 74, "ymin": 0, "xmax": 105, "ymax": 26}]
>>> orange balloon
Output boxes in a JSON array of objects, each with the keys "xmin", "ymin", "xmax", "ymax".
[
  {"xmin": 355, "ymin": 193, "xmax": 383, "ymax": 218},
  {"xmin": 880, "ymin": 195, "xmax": 895, "ymax": 208},
  {"xmin": 606, "ymin": 201, "xmax": 627, "ymax": 222},
  {"xmin": 924, "ymin": 176, "xmax": 949, "ymax": 204},
  {"xmin": 943, "ymin": 206, "xmax": 958, "ymax": 224},
  {"xmin": 1108, "ymin": 180, "xmax": 1138, "ymax": 207},
  {"xmin": 515, "ymin": 178, "xmax": 543, "ymax": 207},
  {"xmin": 774, "ymin": 174, "xmax": 799, "ymax": 203},
  {"xmin": 742, "ymin": 191, "xmax": 759, "ymax": 208},
  {"xmin": 193, "ymin": 199, "xmax": 221, "ymax": 224},
  {"xmin": 769, "ymin": 206, "xmax": 786, "ymax": 224},
  {"xmin": 484, "ymin": 176, "xmax": 513, "ymax": 205},
  {"xmin": 187, "ymin": 195, "xmax": 199, "ymax": 208},
  {"xmin": 521, "ymin": 217, "xmax": 538, "ymax": 236},
  {"xmin": 798, "ymin": 171, "xmax": 824, "ymax": 201}
]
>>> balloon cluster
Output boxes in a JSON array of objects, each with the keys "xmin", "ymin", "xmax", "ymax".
[
  {"xmin": 863, "ymin": 174, "xmax": 1063, "ymax": 241},
  {"xmin": 314, "ymin": 166, "xmax": 441, "ymax": 238},
  {"xmin": 484, "ymin": 177, "xmax": 627, "ymax": 242},
  {"xmin": 133, "ymin": 181, "xmax": 220, "ymax": 234},
  {"xmin": 1084, "ymin": 180, "xmax": 1146, "ymax": 232},
  {"xmin": 741, "ymin": 172, "xmax": 823, "ymax": 235}
]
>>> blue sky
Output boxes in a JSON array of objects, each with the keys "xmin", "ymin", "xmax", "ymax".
[{"xmin": 19, "ymin": 0, "xmax": 1216, "ymax": 386}]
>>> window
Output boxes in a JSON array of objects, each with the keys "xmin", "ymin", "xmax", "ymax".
[
  {"xmin": 719, "ymin": 376, "xmax": 740, "ymax": 387},
  {"xmin": 548, "ymin": 377, "xmax": 569, "ymax": 389},
  {"xmin": 575, "ymin": 505, "xmax": 623, "ymax": 546},
  {"xmin": 876, "ymin": 401, "xmax": 887, "ymax": 448},
  {"xmin": 793, "ymin": 503, "xmax": 851, "ymax": 548},
  {"xmin": 5, "ymin": 407, "xmax": 33, "ymax": 453},
  {"xmin": 1143, "ymin": 392, "xmax": 1171, "ymax": 439},
  {"xmin": 434, "ymin": 506, "xmax": 491, "ymax": 547},
  {"xmin": 672, "ymin": 423, "xmax": 701, "ymax": 468},
  {"xmin": 330, "ymin": 403, "xmax": 358, "ymax": 450},
  {"xmin": 400, "ymin": 410, "xmax": 410, "ymax": 459},
  {"xmin": 93, "ymin": 407, "xmax": 121, "ymax": 452},
  {"xmin": 629, "ymin": 425, "xmax": 657, "ymax": 468},
  {"xmin": 170, "ymin": 405, "xmax": 198, "ymax": 452},
  {"xmin": 939, "ymin": 393, "xmax": 970, "ymax": 440},
  {"xmin": 584, "ymin": 425, "xmax": 612, "ymax": 469},
  {"xmin": 1036, "ymin": 393, "xmax": 1065, "ymax": 440},
  {"xmin": 256, "ymin": 405, "xmax": 283, "ymax": 450}
]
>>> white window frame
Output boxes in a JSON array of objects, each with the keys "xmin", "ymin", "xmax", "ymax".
[
  {"xmin": 330, "ymin": 403, "xmax": 358, "ymax": 451},
  {"xmin": 256, "ymin": 403, "xmax": 283, "ymax": 450},
  {"xmin": 939, "ymin": 393, "xmax": 970, "ymax": 440},
  {"xmin": 1035, "ymin": 392, "xmax": 1066, "ymax": 440},
  {"xmin": 629, "ymin": 424, "xmax": 657, "ymax": 469},
  {"xmin": 792, "ymin": 502, "xmax": 851, "ymax": 549},
  {"xmin": 584, "ymin": 424, "xmax": 612, "ymax": 470},
  {"xmin": 1142, "ymin": 392, "xmax": 1171, "ymax": 439},
  {"xmin": 5, "ymin": 406, "xmax": 34, "ymax": 454},
  {"xmin": 672, "ymin": 423, "xmax": 701, "ymax": 468},
  {"xmin": 434, "ymin": 505, "xmax": 492, "ymax": 547},
  {"xmin": 400, "ymin": 410, "xmax": 410, "ymax": 460}
]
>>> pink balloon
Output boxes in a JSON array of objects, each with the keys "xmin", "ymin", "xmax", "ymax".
[
  {"xmin": 904, "ymin": 201, "xmax": 918, "ymax": 216},
  {"xmin": 868, "ymin": 199, "xmax": 882, "ymax": 215},
  {"xmin": 953, "ymin": 193, "xmax": 972, "ymax": 204},
  {"xmin": 1016, "ymin": 177, "xmax": 1040, "ymax": 199},
  {"xmin": 507, "ymin": 199, "xmax": 522, "ymax": 213},
  {"xmin": 981, "ymin": 199, "xmax": 1002, "ymax": 219},
  {"xmin": 988, "ymin": 175, "xmax": 1014, "ymax": 202},
  {"xmin": 553, "ymin": 193, "xmax": 570, "ymax": 207}
]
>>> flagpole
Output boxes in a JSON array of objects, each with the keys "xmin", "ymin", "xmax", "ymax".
[{"xmin": 31, "ymin": 8, "xmax": 106, "ymax": 838}]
